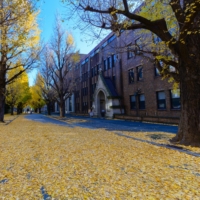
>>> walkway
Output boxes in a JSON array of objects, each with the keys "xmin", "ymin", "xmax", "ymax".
[{"xmin": 25, "ymin": 113, "xmax": 178, "ymax": 133}]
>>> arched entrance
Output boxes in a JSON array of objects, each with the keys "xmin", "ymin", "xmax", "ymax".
[{"xmin": 97, "ymin": 90, "xmax": 106, "ymax": 116}]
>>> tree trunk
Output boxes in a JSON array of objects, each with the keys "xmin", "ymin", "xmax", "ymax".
[
  {"xmin": 10, "ymin": 105, "xmax": 14, "ymax": 115},
  {"xmin": 59, "ymin": 99, "xmax": 65, "ymax": 117},
  {"xmin": 17, "ymin": 102, "xmax": 23, "ymax": 114},
  {"xmin": 47, "ymin": 102, "xmax": 51, "ymax": 115},
  {"xmin": 171, "ymin": 63, "xmax": 200, "ymax": 146},
  {"xmin": 0, "ymin": 87, "xmax": 5, "ymax": 122}
]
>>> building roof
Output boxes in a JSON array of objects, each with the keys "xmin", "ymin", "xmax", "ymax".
[{"xmin": 100, "ymin": 75, "xmax": 119, "ymax": 97}]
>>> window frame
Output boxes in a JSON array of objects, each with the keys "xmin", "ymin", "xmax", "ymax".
[
  {"xmin": 112, "ymin": 54, "xmax": 116, "ymax": 67},
  {"xmin": 108, "ymin": 57, "xmax": 112, "ymax": 69},
  {"xmin": 127, "ymin": 46, "xmax": 134, "ymax": 59},
  {"xmin": 157, "ymin": 91, "xmax": 166, "ymax": 110},
  {"xmin": 137, "ymin": 66, "xmax": 143, "ymax": 81},
  {"xmin": 130, "ymin": 95, "xmax": 136, "ymax": 110},
  {"xmin": 128, "ymin": 68, "xmax": 134, "ymax": 84},
  {"xmin": 104, "ymin": 59, "xmax": 108, "ymax": 71},
  {"xmin": 154, "ymin": 64, "xmax": 160, "ymax": 76},
  {"xmin": 170, "ymin": 89, "xmax": 181, "ymax": 109},
  {"xmin": 138, "ymin": 94, "xmax": 146, "ymax": 110}
]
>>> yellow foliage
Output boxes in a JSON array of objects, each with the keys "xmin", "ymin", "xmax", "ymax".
[
  {"xmin": 29, "ymin": 73, "xmax": 46, "ymax": 109},
  {"xmin": 67, "ymin": 33, "xmax": 74, "ymax": 46},
  {"xmin": 6, "ymin": 66, "xmax": 30, "ymax": 107},
  {"xmin": 0, "ymin": 0, "xmax": 40, "ymax": 54}
]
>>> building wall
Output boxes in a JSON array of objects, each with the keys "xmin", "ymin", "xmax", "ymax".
[{"xmin": 68, "ymin": 30, "xmax": 180, "ymax": 122}]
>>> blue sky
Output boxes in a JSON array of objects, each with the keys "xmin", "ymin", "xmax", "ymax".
[{"xmin": 28, "ymin": 0, "xmax": 100, "ymax": 86}]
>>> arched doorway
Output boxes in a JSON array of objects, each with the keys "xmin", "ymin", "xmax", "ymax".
[{"xmin": 97, "ymin": 90, "xmax": 106, "ymax": 116}]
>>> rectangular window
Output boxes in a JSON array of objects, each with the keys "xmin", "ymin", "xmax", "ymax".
[
  {"xmin": 69, "ymin": 97, "xmax": 72, "ymax": 111},
  {"xmin": 104, "ymin": 59, "xmax": 107, "ymax": 71},
  {"xmin": 112, "ymin": 54, "xmax": 116, "ymax": 67},
  {"xmin": 169, "ymin": 65, "xmax": 176, "ymax": 72},
  {"xmin": 94, "ymin": 66, "xmax": 97, "ymax": 76},
  {"xmin": 108, "ymin": 35, "xmax": 116, "ymax": 43},
  {"xmin": 139, "ymin": 94, "xmax": 145, "ymax": 109},
  {"xmin": 155, "ymin": 67, "xmax": 160, "ymax": 76},
  {"xmin": 128, "ymin": 69, "xmax": 134, "ymax": 84},
  {"xmin": 127, "ymin": 46, "xmax": 134, "ymax": 59},
  {"xmin": 154, "ymin": 64, "xmax": 160, "ymax": 76},
  {"xmin": 157, "ymin": 91, "xmax": 166, "ymax": 109},
  {"xmin": 86, "ymin": 87, "xmax": 88, "ymax": 95},
  {"xmin": 91, "ymin": 68, "xmax": 94, "ymax": 77},
  {"xmin": 106, "ymin": 57, "xmax": 111, "ymax": 69},
  {"xmin": 170, "ymin": 89, "xmax": 181, "ymax": 109},
  {"xmin": 130, "ymin": 95, "xmax": 136, "ymax": 110},
  {"xmin": 137, "ymin": 66, "xmax": 143, "ymax": 81},
  {"xmin": 102, "ymin": 41, "xmax": 108, "ymax": 49}
]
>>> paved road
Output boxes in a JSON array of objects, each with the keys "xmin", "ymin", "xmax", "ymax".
[{"xmin": 25, "ymin": 114, "xmax": 178, "ymax": 134}]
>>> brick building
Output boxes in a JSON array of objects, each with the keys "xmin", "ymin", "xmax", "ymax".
[{"xmin": 56, "ymin": 29, "xmax": 180, "ymax": 124}]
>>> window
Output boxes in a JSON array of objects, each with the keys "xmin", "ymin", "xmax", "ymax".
[
  {"xmin": 75, "ymin": 91, "xmax": 79, "ymax": 98},
  {"xmin": 158, "ymin": 60, "xmax": 164, "ymax": 67},
  {"xmin": 108, "ymin": 35, "xmax": 116, "ymax": 43},
  {"xmin": 157, "ymin": 91, "xmax": 166, "ymax": 109},
  {"xmin": 170, "ymin": 89, "xmax": 180, "ymax": 109},
  {"xmin": 137, "ymin": 66, "xmax": 143, "ymax": 81},
  {"xmin": 127, "ymin": 46, "xmax": 134, "ymax": 59},
  {"xmin": 130, "ymin": 95, "xmax": 136, "ymax": 110},
  {"xmin": 92, "ymin": 83, "xmax": 96, "ymax": 93},
  {"xmin": 82, "ymin": 87, "xmax": 88, "ymax": 96},
  {"xmin": 94, "ymin": 66, "xmax": 97, "ymax": 76},
  {"xmin": 108, "ymin": 57, "xmax": 112, "ymax": 69},
  {"xmin": 112, "ymin": 54, "xmax": 117, "ymax": 67},
  {"xmin": 92, "ymin": 84, "xmax": 94, "ymax": 93},
  {"xmin": 102, "ymin": 41, "xmax": 108, "ymax": 49},
  {"xmin": 128, "ymin": 69, "xmax": 134, "ymax": 84},
  {"xmin": 75, "ymin": 64, "xmax": 79, "ymax": 70},
  {"xmin": 69, "ymin": 97, "xmax": 72, "ymax": 112},
  {"xmin": 91, "ymin": 68, "xmax": 94, "ymax": 77},
  {"xmin": 155, "ymin": 67, "xmax": 160, "ymax": 76},
  {"xmin": 169, "ymin": 65, "xmax": 176, "ymax": 72},
  {"xmin": 139, "ymin": 94, "xmax": 145, "ymax": 109},
  {"xmin": 104, "ymin": 59, "xmax": 108, "ymax": 71}
]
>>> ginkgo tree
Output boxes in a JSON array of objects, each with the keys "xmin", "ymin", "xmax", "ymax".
[
  {"xmin": 65, "ymin": 0, "xmax": 200, "ymax": 146},
  {"xmin": 39, "ymin": 16, "xmax": 80, "ymax": 118},
  {"xmin": 38, "ymin": 46, "xmax": 58, "ymax": 116},
  {"xmin": 6, "ymin": 66, "xmax": 31, "ymax": 115},
  {"xmin": 29, "ymin": 82, "xmax": 46, "ymax": 113},
  {"xmin": 0, "ymin": 0, "xmax": 41, "ymax": 122},
  {"xmin": 34, "ymin": 72, "xmax": 55, "ymax": 115}
]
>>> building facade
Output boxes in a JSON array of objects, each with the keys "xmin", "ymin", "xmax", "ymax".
[{"xmin": 61, "ymin": 29, "xmax": 180, "ymax": 124}]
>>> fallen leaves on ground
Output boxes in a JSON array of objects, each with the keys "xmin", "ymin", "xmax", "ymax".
[
  {"xmin": 0, "ymin": 115, "xmax": 200, "ymax": 199},
  {"xmin": 0, "ymin": 114, "xmax": 18, "ymax": 125},
  {"xmin": 49, "ymin": 115, "xmax": 88, "ymax": 124},
  {"xmin": 123, "ymin": 131, "xmax": 200, "ymax": 154}
]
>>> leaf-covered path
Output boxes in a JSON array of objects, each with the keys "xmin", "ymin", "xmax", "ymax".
[{"xmin": 0, "ymin": 115, "xmax": 200, "ymax": 199}]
